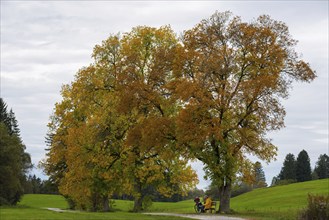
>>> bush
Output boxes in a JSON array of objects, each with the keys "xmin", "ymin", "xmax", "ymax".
[{"xmin": 299, "ymin": 194, "xmax": 329, "ymax": 220}]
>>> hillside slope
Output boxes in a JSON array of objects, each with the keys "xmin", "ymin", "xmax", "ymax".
[{"xmin": 230, "ymin": 178, "xmax": 329, "ymax": 219}]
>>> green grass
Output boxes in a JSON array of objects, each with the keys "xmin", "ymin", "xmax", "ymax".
[
  {"xmin": 18, "ymin": 194, "xmax": 68, "ymax": 209},
  {"xmin": 1, "ymin": 179, "xmax": 328, "ymax": 220},
  {"xmin": 0, "ymin": 208, "xmax": 193, "ymax": 220},
  {"xmin": 148, "ymin": 199, "xmax": 194, "ymax": 213},
  {"xmin": 0, "ymin": 194, "xmax": 192, "ymax": 220},
  {"xmin": 230, "ymin": 178, "xmax": 329, "ymax": 219}
]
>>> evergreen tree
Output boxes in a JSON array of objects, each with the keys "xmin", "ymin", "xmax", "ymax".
[
  {"xmin": 278, "ymin": 153, "xmax": 297, "ymax": 181},
  {"xmin": 8, "ymin": 109, "xmax": 20, "ymax": 136},
  {"xmin": 271, "ymin": 176, "xmax": 279, "ymax": 186},
  {"xmin": 0, "ymin": 98, "xmax": 10, "ymax": 131},
  {"xmin": 314, "ymin": 154, "xmax": 329, "ymax": 179},
  {"xmin": 253, "ymin": 161, "xmax": 267, "ymax": 188},
  {"xmin": 0, "ymin": 98, "xmax": 32, "ymax": 205},
  {"xmin": 296, "ymin": 150, "xmax": 312, "ymax": 182},
  {"xmin": 0, "ymin": 99, "xmax": 20, "ymax": 136}
]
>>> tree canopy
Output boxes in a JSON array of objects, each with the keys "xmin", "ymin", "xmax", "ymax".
[
  {"xmin": 43, "ymin": 26, "xmax": 198, "ymax": 212},
  {"xmin": 43, "ymin": 11, "xmax": 316, "ymax": 213}
]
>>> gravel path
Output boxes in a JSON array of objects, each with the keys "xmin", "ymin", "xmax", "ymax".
[
  {"xmin": 46, "ymin": 208, "xmax": 247, "ymax": 219},
  {"xmin": 144, "ymin": 213, "xmax": 247, "ymax": 220},
  {"xmin": 46, "ymin": 208, "xmax": 77, "ymax": 213}
]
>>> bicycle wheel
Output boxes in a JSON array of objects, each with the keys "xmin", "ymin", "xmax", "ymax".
[{"xmin": 194, "ymin": 204, "xmax": 201, "ymax": 213}]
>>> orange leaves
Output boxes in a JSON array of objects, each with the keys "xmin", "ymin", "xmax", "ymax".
[
  {"xmin": 174, "ymin": 11, "xmax": 316, "ymax": 195},
  {"xmin": 137, "ymin": 116, "xmax": 173, "ymax": 148},
  {"xmin": 291, "ymin": 60, "xmax": 316, "ymax": 82}
]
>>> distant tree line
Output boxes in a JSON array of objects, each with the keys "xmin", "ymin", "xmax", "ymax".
[
  {"xmin": 272, "ymin": 150, "xmax": 329, "ymax": 186},
  {"xmin": 23, "ymin": 174, "xmax": 203, "ymax": 203},
  {"xmin": 22, "ymin": 175, "xmax": 59, "ymax": 195},
  {"xmin": 0, "ymin": 98, "xmax": 32, "ymax": 205},
  {"xmin": 111, "ymin": 187, "xmax": 205, "ymax": 203}
]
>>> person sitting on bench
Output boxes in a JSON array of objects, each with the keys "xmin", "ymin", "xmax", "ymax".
[{"xmin": 204, "ymin": 195, "xmax": 212, "ymax": 212}]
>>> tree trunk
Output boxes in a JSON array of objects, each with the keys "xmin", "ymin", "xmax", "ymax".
[
  {"xmin": 91, "ymin": 194, "xmax": 97, "ymax": 212},
  {"xmin": 133, "ymin": 181, "xmax": 143, "ymax": 212},
  {"xmin": 102, "ymin": 195, "xmax": 110, "ymax": 212},
  {"xmin": 133, "ymin": 196, "xmax": 143, "ymax": 212},
  {"xmin": 219, "ymin": 182, "xmax": 232, "ymax": 213}
]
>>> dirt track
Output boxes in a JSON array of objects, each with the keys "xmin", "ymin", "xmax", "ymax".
[{"xmin": 144, "ymin": 213, "xmax": 247, "ymax": 220}]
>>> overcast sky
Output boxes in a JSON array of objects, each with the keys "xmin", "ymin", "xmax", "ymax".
[{"xmin": 1, "ymin": 1, "xmax": 328, "ymax": 189}]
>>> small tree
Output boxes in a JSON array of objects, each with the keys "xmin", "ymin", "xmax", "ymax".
[
  {"xmin": 314, "ymin": 154, "xmax": 329, "ymax": 179},
  {"xmin": 296, "ymin": 150, "xmax": 312, "ymax": 182},
  {"xmin": 271, "ymin": 176, "xmax": 279, "ymax": 186},
  {"xmin": 253, "ymin": 161, "xmax": 267, "ymax": 188}
]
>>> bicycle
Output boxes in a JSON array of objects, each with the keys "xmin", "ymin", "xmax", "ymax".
[{"xmin": 193, "ymin": 197, "xmax": 203, "ymax": 213}]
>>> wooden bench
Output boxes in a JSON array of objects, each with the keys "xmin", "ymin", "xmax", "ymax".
[{"xmin": 205, "ymin": 201, "xmax": 217, "ymax": 213}]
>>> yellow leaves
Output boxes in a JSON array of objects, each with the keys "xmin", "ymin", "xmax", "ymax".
[
  {"xmin": 134, "ymin": 159, "xmax": 163, "ymax": 184},
  {"xmin": 291, "ymin": 60, "xmax": 316, "ymax": 82},
  {"xmin": 238, "ymin": 158, "xmax": 255, "ymax": 185},
  {"xmin": 93, "ymin": 34, "xmax": 121, "ymax": 67}
]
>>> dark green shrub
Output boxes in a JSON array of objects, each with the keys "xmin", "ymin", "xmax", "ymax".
[{"xmin": 299, "ymin": 194, "xmax": 329, "ymax": 220}]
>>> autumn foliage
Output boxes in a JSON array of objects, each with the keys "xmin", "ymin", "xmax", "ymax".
[{"xmin": 42, "ymin": 11, "xmax": 315, "ymax": 212}]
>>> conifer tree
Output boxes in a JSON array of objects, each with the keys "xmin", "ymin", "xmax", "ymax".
[
  {"xmin": 314, "ymin": 154, "xmax": 329, "ymax": 179},
  {"xmin": 0, "ymin": 99, "xmax": 20, "ymax": 136},
  {"xmin": 0, "ymin": 98, "xmax": 10, "ymax": 131},
  {"xmin": 8, "ymin": 109, "xmax": 20, "ymax": 136},
  {"xmin": 279, "ymin": 153, "xmax": 297, "ymax": 181},
  {"xmin": 0, "ymin": 98, "xmax": 32, "ymax": 205},
  {"xmin": 253, "ymin": 161, "xmax": 267, "ymax": 188},
  {"xmin": 296, "ymin": 150, "xmax": 312, "ymax": 182}
]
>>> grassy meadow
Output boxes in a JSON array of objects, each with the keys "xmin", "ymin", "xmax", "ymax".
[
  {"xmin": 230, "ymin": 178, "xmax": 329, "ymax": 219},
  {"xmin": 0, "ymin": 194, "xmax": 192, "ymax": 220},
  {"xmin": 0, "ymin": 179, "xmax": 328, "ymax": 220}
]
